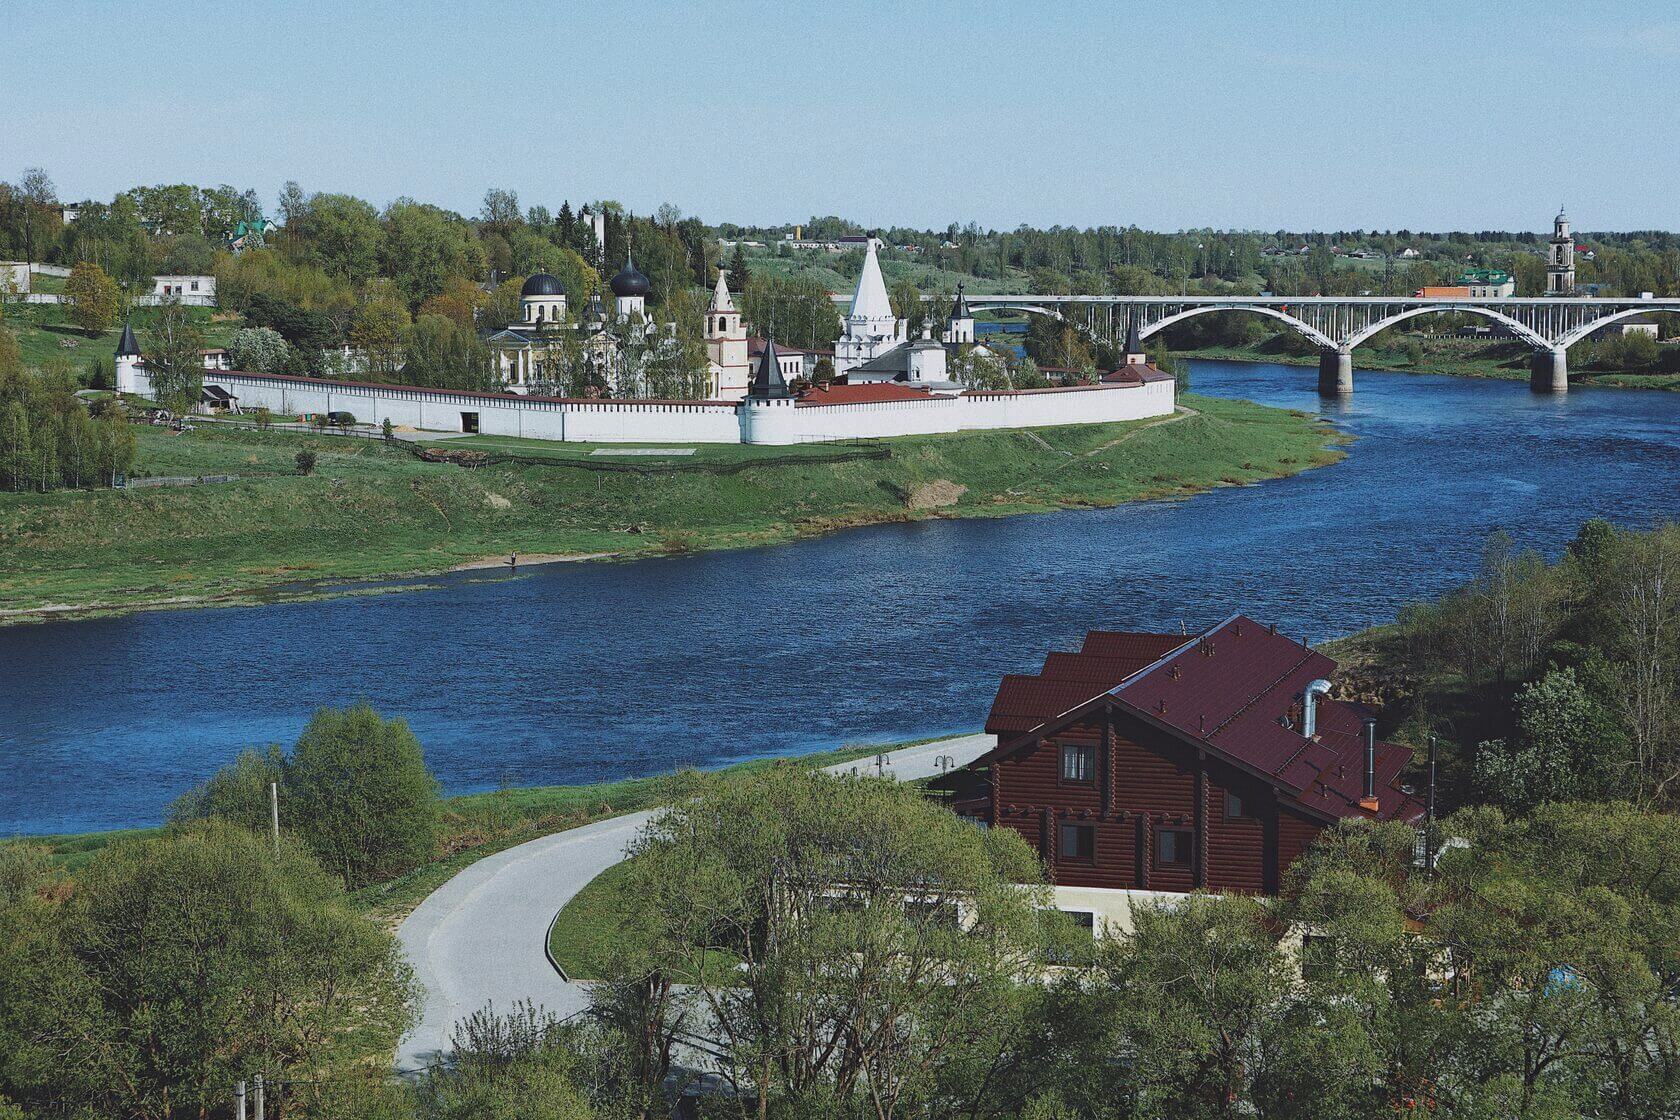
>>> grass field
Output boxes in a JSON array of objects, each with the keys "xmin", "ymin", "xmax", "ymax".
[
  {"xmin": 0, "ymin": 393, "xmax": 1344, "ymax": 623},
  {"xmin": 6, "ymin": 300, "xmax": 241, "ymax": 374}
]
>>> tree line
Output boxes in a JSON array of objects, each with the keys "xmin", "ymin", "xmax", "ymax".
[{"xmin": 0, "ymin": 325, "xmax": 135, "ymax": 491}]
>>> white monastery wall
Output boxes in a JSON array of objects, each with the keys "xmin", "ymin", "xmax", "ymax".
[{"xmin": 121, "ymin": 369, "xmax": 1173, "ymax": 446}]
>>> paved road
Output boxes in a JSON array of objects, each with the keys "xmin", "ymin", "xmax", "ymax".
[{"xmin": 395, "ymin": 733, "xmax": 993, "ymax": 1070}]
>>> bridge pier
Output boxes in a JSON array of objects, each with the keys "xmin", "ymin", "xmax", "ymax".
[
  {"xmin": 1318, "ymin": 347, "xmax": 1353, "ymax": 397},
  {"xmin": 1530, "ymin": 347, "xmax": 1568, "ymax": 394}
]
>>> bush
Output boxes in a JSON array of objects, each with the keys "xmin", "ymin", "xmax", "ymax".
[
  {"xmin": 0, "ymin": 821, "xmax": 413, "ymax": 1120},
  {"xmin": 285, "ymin": 705, "xmax": 440, "ymax": 887},
  {"xmin": 295, "ymin": 448, "xmax": 316, "ymax": 475},
  {"xmin": 168, "ymin": 745, "xmax": 284, "ymax": 833}
]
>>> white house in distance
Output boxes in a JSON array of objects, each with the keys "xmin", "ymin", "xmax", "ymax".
[{"xmin": 139, "ymin": 275, "xmax": 217, "ymax": 307}]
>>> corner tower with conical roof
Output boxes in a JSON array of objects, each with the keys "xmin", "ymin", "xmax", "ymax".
[
  {"xmin": 115, "ymin": 320, "xmax": 144, "ymax": 395},
  {"xmin": 833, "ymin": 235, "xmax": 906, "ymax": 375},
  {"xmin": 942, "ymin": 282, "xmax": 974, "ymax": 345},
  {"xmin": 705, "ymin": 269, "xmax": 750, "ymax": 399}
]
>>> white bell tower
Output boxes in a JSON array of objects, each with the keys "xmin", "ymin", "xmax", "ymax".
[
  {"xmin": 705, "ymin": 269, "xmax": 750, "ymax": 400},
  {"xmin": 1547, "ymin": 207, "xmax": 1576, "ymax": 295}
]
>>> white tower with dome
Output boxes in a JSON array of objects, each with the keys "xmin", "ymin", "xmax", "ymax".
[{"xmin": 1547, "ymin": 208, "xmax": 1576, "ymax": 295}]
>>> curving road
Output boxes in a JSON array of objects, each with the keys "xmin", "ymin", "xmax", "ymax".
[{"xmin": 395, "ymin": 733, "xmax": 993, "ymax": 1070}]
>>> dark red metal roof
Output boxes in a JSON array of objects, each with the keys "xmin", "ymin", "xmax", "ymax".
[{"xmin": 978, "ymin": 614, "xmax": 1423, "ymax": 823}]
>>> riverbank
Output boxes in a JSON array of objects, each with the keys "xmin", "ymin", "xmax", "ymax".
[
  {"xmin": 7, "ymin": 736, "xmax": 940, "ymax": 921},
  {"xmin": 1180, "ymin": 335, "xmax": 1680, "ymax": 391},
  {"xmin": 0, "ymin": 392, "xmax": 1344, "ymax": 625}
]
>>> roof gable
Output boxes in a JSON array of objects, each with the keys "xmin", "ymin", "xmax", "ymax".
[{"xmin": 976, "ymin": 614, "xmax": 1423, "ymax": 823}]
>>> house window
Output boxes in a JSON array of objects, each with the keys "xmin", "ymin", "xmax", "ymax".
[
  {"xmin": 1060, "ymin": 742, "xmax": 1096, "ymax": 783},
  {"xmin": 1156, "ymin": 828, "xmax": 1193, "ymax": 868},
  {"xmin": 1224, "ymin": 791, "xmax": 1255, "ymax": 821},
  {"xmin": 190, "ymin": 280, "xmax": 200, "ymax": 291},
  {"xmin": 1059, "ymin": 822, "xmax": 1095, "ymax": 863}
]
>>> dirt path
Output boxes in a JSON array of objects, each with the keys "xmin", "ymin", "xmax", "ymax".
[{"xmin": 1007, "ymin": 404, "xmax": 1200, "ymax": 495}]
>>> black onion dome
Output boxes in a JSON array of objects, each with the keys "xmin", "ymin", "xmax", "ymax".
[
  {"xmin": 609, "ymin": 255, "xmax": 652, "ymax": 298},
  {"xmin": 522, "ymin": 272, "xmax": 566, "ymax": 297}
]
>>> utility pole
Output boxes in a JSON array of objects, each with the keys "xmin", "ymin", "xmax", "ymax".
[
  {"xmin": 253, "ymin": 1074, "xmax": 265, "ymax": 1120},
  {"xmin": 269, "ymin": 782, "xmax": 280, "ymax": 854},
  {"xmin": 1425, "ymin": 735, "xmax": 1438, "ymax": 876}
]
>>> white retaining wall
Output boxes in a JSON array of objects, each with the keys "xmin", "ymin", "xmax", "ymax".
[
  {"xmin": 742, "ymin": 381, "xmax": 1175, "ymax": 445},
  {"xmin": 122, "ymin": 369, "xmax": 1174, "ymax": 446}
]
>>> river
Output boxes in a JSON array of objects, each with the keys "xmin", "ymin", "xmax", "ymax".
[{"xmin": 4, "ymin": 360, "xmax": 1679, "ymax": 835}]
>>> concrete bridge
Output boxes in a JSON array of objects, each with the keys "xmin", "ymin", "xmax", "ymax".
[{"xmin": 955, "ymin": 294, "xmax": 1680, "ymax": 395}]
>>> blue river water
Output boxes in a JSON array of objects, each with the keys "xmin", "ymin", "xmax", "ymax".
[{"xmin": 4, "ymin": 360, "xmax": 1679, "ymax": 834}]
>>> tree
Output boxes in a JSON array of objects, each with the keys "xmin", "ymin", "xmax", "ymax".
[
  {"xmin": 1476, "ymin": 668, "xmax": 1603, "ymax": 809},
  {"xmin": 289, "ymin": 192, "xmax": 385, "ymax": 284},
  {"xmin": 0, "ymin": 821, "xmax": 414, "ymax": 1120},
  {"xmin": 225, "ymin": 326, "xmax": 290, "ymax": 373},
  {"xmin": 727, "ymin": 241, "xmax": 751, "ymax": 295},
  {"xmin": 16, "ymin": 168, "xmax": 56, "ymax": 265},
  {"xmin": 1101, "ymin": 893, "xmax": 1299, "ymax": 1118},
  {"xmin": 1609, "ymin": 528, "xmax": 1680, "ymax": 802},
  {"xmin": 403, "ymin": 314, "xmax": 497, "ymax": 391},
  {"xmin": 142, "ymin": 299, "xmax": 205, "ymax": 414},
  {"xmin": 285, "ymin": 705, "xmax": 440, "ymax": 887},
  {"xmin": 63, "ymin": 261, "xmax": 121, "ymax": 333},
  {"xmin": 890, "ymin": 278, "xmax": 925, "ymax": 335},
  {"xmin": 739, "ymin": 274, "xmax": 842, "ymax": 351},
  {"xmin": 605, "ymin": 768, "xmax": 1047, "ymax": 1119},
  {"xmin": 480, "ymin": 188, "xmax": 521, "ymax": 233},
  {"xmin": 382, "ymin": 200, "xmax": 485, "ymax": 306},
  {"xmin": 352, "ymin": 290, "xmax": 411, "ymax": 380}
]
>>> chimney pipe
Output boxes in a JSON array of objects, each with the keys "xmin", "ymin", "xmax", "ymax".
[
  {"xmin": 1301, "ymin": 679, "xmax": 1332, "ymax": 739},
  {"xmin": 1360, "ymin": 718, "xmax": 1380, "ymax": 812}
]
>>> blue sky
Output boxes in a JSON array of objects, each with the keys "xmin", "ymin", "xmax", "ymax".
[{"xmin": 6, "ymin": 0, "xmax": 1679, "ymax": 232}]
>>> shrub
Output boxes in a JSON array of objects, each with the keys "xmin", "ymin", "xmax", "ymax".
[
  {"xmin": 295, "ymin": 448, "xmax": 316, "ymax": 475},
  {"xmin": 285, "ymin": 705, "xmax": 440, "ymax": 887}
]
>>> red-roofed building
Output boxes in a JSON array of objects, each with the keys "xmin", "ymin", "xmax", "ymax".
[{"xmin": 948, "ymin": 614, "xmax": 1422, "ymax": 908}]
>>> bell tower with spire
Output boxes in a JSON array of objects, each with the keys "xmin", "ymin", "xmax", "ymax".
[
  {"xmin": 705, "ymin": 268, "xmax": 750, "ymax": 399},
  {"xmin": 1547, "ymin": 207, "xmax": 1576, "ymax": 295}
]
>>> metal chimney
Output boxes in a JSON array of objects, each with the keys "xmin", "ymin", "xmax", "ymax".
[
  {"xmin": 1360, "ymin": 718, "xmax": 1380, "ymax": 812},
  {"xmin": 1301, "ymin": 679, "xmax": 1332, "ymax": 739}
]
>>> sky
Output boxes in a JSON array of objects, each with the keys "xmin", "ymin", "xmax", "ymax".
[{"xmin": 5, "ymin": 0, "xmax": 1680, "ymax": 234}]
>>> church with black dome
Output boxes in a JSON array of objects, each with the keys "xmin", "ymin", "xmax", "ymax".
[{"xmin": 485, "ymin": 251, "xmax": 750, "ymax": 398}]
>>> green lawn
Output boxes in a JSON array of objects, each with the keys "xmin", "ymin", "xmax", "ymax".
[
  {"xmin": 546, "ymin": 857, "xmax": 744, "ymax": 981},
  {"xmin": 443, "ymin": 433, "xmax": 883, "ymax": 464},
  {"xmin": 6, "ymin": 301, "xmax": 241, "ymax": 375},
  {"xmin": 0, "ymin": 394, "xmax": 1341, "ymax": 622},
  {"xmin": 28, "ymin": 269, "xmax": 67, "ymax": 295}
]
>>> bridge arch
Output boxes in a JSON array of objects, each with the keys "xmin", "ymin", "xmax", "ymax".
[
  {"xmin": 968, "ymin": 302, "xmax": 1067, "ymax": 322},
  {"xmin": 1343, "ymin": 304, "xmax": 1549, "ymax": 350},
  {"xmin": 1136, "ymin": 304, "xmax": 1336, "ymax": 351},
  {"xmin": 1554, "ymin": 306, "xmax": 1680, "ymax": 350}
]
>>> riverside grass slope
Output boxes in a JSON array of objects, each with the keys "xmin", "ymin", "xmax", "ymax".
[{"xmin": 0, "ymin": 393, "xmax": 1344, "ymax": 623}]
